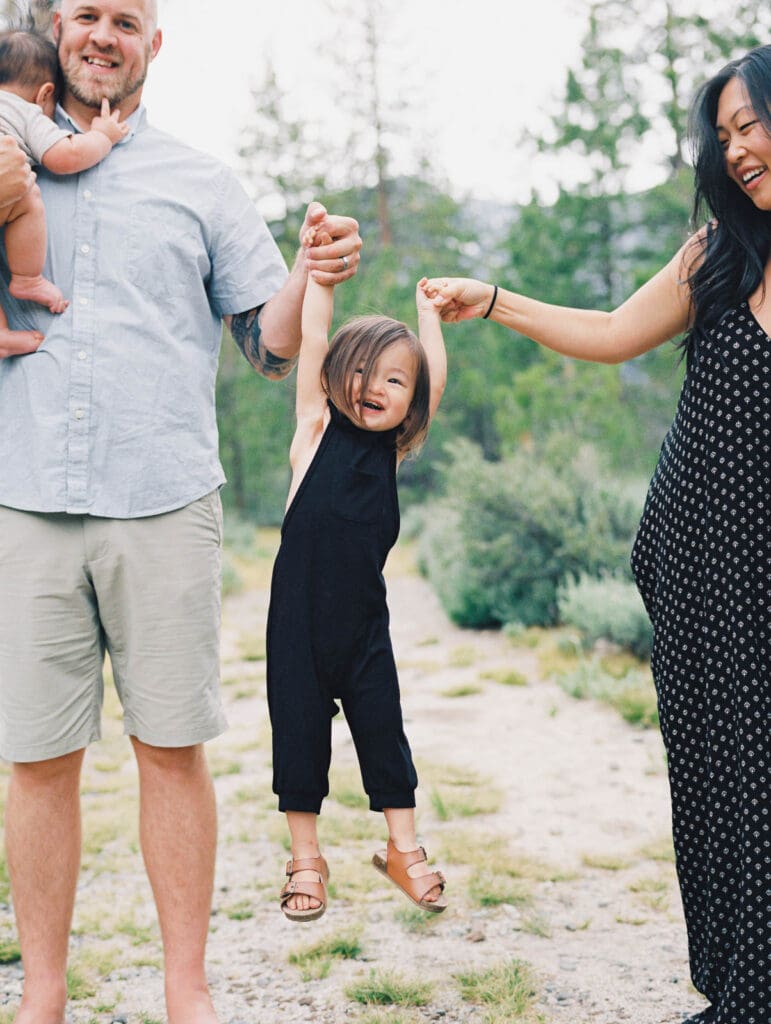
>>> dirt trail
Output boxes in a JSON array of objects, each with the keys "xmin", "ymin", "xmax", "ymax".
[{"xmin": 0, "ymin": 542, "xmax": 710, "ymax": 1024}]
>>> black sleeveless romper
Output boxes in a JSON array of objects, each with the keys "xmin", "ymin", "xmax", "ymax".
[
  {"xmin": 266, "ymin": 401, "xmax": 418, "ymax": 814},
  {"xmin": 631, "ymin": 304, "xmax": 769, "ymax": 1024}
]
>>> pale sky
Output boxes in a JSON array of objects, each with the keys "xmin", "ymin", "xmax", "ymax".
[{"xmin": 142, "ymin": 0, "xmax": 601, "ymax": 212}]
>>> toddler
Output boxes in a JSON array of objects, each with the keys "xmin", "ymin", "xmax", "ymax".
[{"xmin": 267, "ymin": 227, "xmax": 448, "ymax": 921}]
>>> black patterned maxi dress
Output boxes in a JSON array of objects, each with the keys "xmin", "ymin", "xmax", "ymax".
[{"xmin": 631, "ymin": 303, "xmax": 769, "ymax": 1024}]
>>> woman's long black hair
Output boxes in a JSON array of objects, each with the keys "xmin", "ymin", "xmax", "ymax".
[{"xmin": 684, "ymin": 45, "xmax": 771, "ymax": 361}]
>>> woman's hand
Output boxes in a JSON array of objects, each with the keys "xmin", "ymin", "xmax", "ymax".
[{"xmin": 421, "ymin": 277, "xmax": 496, "ymax": 322}]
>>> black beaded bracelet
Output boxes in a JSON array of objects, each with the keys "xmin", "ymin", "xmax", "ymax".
[{"xmin": 482, "ymin": 284, "xmax": 498, "ymax": 320}]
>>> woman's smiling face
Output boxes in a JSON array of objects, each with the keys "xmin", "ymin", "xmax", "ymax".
[{"xmin": 716, "ymin": 76, "xmax": 771, "ymax": 211}]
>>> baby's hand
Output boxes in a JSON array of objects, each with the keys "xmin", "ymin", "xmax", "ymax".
[{"xmin": 91, "ymin": 98, "xmax": 129, "ymax": 144}]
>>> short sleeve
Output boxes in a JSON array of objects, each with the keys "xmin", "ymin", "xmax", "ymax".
[
  {"xmin": 25, "ymin": 107, "xmax": 71, "ymax": 166},
  {"xmin": 206, "ymin": 168, "xmax": 289, "ymax": 317}
]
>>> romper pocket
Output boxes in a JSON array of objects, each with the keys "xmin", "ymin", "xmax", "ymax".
[{"xmin": 334, "ymin": 469, "xmax": 383, "ymax": 524}]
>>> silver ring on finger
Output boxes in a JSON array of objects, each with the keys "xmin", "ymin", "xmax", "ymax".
[{"xmin": 340, "ymin": 255, "xmax": 349, "ymax": 271}]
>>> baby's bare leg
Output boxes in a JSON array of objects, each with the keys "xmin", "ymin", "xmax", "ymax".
[{"xmin": 4, "ymin": 186, "xmax": 68, "ymax": 314}]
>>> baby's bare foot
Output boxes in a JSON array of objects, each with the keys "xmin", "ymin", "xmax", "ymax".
[
  {"xmin": 9, "ymin": 274, "xmax": 69, "ymax": 314},
  {"xmin": 0, "ymin": 326, "xmax": 44, "ymax": 358}
]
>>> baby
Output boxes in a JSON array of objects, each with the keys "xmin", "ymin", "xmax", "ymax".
[{"xmin": 0, "ymin": 29, "xmax": 127, "ymax": 315}]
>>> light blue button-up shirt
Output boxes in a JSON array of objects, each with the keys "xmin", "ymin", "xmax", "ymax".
[{"xmin": 0, "ymin": 104, "xmax": 288, "ymax": 517}]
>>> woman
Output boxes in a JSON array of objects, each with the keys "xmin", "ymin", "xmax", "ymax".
[{"xmin": 425, "ymin": 45, "xmax": 769, "ymax": 1024}]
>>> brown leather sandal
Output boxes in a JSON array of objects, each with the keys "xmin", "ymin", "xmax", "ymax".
[
  {"xmin": 279, "ymin": 855, "xmax": 329, "ymax": 922},
  {"xmin": 372, "ymin": 839, "xmax": 447, "ymax": 913}
]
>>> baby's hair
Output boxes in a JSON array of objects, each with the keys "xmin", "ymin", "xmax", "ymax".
[
  {"xmin": 0, "ymin": 29, "xmax": 61, "ymax": 97},
  {"xmin": 322, "ymin": 315, "xmax": 431, "ymax": 456}
]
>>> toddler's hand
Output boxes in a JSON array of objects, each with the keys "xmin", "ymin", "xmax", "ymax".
[
  {"xmin": 302, "ymin": 225, "xmax": 333, "ymax": 249},
  {"xmin": 416, "ymin": 277, "xmax": 440, "ymax": 315},
  {"xmin": 91, "ymin": 98, "xmax": 129, "ymax": 144}
]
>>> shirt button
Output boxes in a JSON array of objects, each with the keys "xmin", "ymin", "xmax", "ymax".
[
  {"xmin": 74, "ymin": 409, "xmax": 84, "ymax": 420},
  {"xmin": 78, "ymin": 350, "xmax": 87, "ymax": 360},
  {"xmin": 79, "ymin": 297, "xmax": 88, "ymax": 306},
  {"xmin": 83, "ymin": 189, "xmax": 93, "ymax": 199},
  {"xmin": 80, "ymin": 244, "xmax": 91, "ymax": 254}
]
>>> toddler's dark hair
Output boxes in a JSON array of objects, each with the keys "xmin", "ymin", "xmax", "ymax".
[
  {"xmin": 0, "ymin": 29, "xmax": 61, "ymax": 99},
  {"xmin": 321, "ymin": 315, "xmax": 431, "ymax": 456}
]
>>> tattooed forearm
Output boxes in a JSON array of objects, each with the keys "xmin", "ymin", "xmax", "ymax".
[{"xmin": 229, "ymin": 306, "xmax": 298, "ymax": 380}]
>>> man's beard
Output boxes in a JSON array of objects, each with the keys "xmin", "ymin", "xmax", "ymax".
[{"xmin": 58, "ymin": 46, "xmax": 150, "ymax": 110}]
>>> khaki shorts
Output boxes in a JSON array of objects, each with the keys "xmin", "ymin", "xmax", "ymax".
[{"xmin": 0, "ymin": 492, "xmax": 228, "ymax": 762}]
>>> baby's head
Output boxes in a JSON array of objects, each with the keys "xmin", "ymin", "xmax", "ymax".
[
  {"xmin": 0, "ymin": 30, "xmax": 61, "ymax": 118},
  {"xmin": 322, "ymin": 315, "xmax": 431, "ymax": 455}
]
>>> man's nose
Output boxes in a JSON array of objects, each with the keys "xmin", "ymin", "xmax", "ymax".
[{"xmin": 90, "ymin": 16, "xmax": 118, "ymax": 47}]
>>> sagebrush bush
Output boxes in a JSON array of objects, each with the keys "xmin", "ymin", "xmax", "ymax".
[
  {"xmin": 417, "ymin": 440, "xmax": 641, "ymax": 627},
  {"xmin": 558, "ymin": 573, "xmax": 653, "ymax": 659}
]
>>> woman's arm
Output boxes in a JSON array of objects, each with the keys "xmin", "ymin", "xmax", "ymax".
[{"xmin": 425, "ymin": 235, "xmax": 701, "ymax": 364}]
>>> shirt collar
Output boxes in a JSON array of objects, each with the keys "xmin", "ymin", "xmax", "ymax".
[{"xmin": 54, "ymin": 101, "xmax": 147, "ymax": 146}]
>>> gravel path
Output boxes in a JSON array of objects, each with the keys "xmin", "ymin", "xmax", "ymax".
[{"xmin": 0, "ymin": 540, "xmax": 710, "ymax": 1024}]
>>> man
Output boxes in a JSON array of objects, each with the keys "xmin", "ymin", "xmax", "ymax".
[{"xmin": 0, "ymin": 3, "xmax": 361, "ymax": 1023}]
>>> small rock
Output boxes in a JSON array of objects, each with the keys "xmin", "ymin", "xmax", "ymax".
[
  {"xmin": 466, "ymin": 929, "xmax": 486, "ymax": 943},
  {"xmin": 298, "ymin": 996, "xmax": 314, "ymax": 1006}
]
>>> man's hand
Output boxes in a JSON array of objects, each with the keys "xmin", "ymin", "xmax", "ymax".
[
  {"xmin": 301, "ymin": 201, "xmax": 361, "ymax": 285},
  {"xmin": 91, "ymin": 98, "xmax": 130, "ymax": 145},
  {"xmin": 0, "ymin": 136, "xmax": 35, "ymax": 210}
]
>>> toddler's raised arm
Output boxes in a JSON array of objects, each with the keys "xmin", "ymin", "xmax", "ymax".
[
  {"xmin": 41, "ymin": 99, "xmax": 129, "ymax": 176},
  {"xmin": 417, "ymin": 277, "xmax": 447, "ymax": 420},
  {"xmin": 295, "ymin": 228, "xmax": 335, "ymax": 430}
]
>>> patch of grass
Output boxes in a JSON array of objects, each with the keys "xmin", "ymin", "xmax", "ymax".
[
  {"xmin": 436, "ymin": 834, "xmax": 572, "ymax": 883},
  {"xmin": 639, "ymin": 835, "xmax": 676, "ymax": 863},
  {"xmin": 430, "ymin": 785, "xmax": 502, "ymax": 820},
  {"xmin": 394, "ymin": 904, "xmax": 442, "ymax": 933},
  {"xmin": 66, "ymin": 965, "xmax": 97, "ymax": 1000},
  {"xmin": 330, "ymin": 766, "xmax": 368, "ymax": 810},
  {"xmin": 238, "ymin": 634, "xmax": 266, "ymax": 662},
  {"xmin": 319, "ymin": 809, "xmax": 382, "ymax": 845},
  {"xmin": 416, "ymin": 635, "xmax": 440, "ymax": 647},
  {"xmin": 440, "ymin": 683, "xmax": 483, "ymax": 698},
  {"xmin": 115, "ymin": 917, "xmax": 156, "ymax": 946},
  {"xmin": 353, "ymin": 1012, "xmax": 422, "ymax": 1024},
  {"xmin": 615, "ymin": 914, "xmax": 648, "ymax": 926},
  {"xmin": 225, "ymin": 900, "xmax": 254, "ymax": 921},
  {"xmin": 346, "ymin": 970, "xmax": 433, "ymax": 1007},
  {"xmin": 132, "ymin": 955, "xmax": 162, "ymax": 969},
  {"xmin": 468, "ymin": 870, "xmax": 532, "ymax": 908},
  {"xmin": 520, "ymin": 910, "xmax": 552, "ymax": 938},
  {"xmin": 556, "ymin": 658, "xmax": 658, "ymax": 728},
  {"xmin": 581, "ymin": 852, "xmax": 631, "ymax": 871},
  {"xmin": 0, "ymin": 937, "xmax": 21, "ymax": 964},
  {"xmin": 454, "ymin": 959, "xmax": 538, "ymax": 1022},
  {"xmin": 289, "ymin": 929, "xmax": 362, "ymax": 981},
  {"xmin": 447, "ymin": 645, "xmax": 478, "ymax": 668},
  {"xmin": 480, "ymin": 668, "xmax": 528, "ymax": 687},
  {"xmin": 629, "ymin": 875, "xmax": 669, "ymax": 912}
]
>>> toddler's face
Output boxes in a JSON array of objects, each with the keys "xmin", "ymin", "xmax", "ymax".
[{"xmin": 351, "ymin": 340, "xmax": 417, "ymax": 433}]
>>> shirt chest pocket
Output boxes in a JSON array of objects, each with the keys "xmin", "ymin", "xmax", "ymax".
[{"xmin": 127, "ymin": 202, "xmax": 207, "ymax": 301}]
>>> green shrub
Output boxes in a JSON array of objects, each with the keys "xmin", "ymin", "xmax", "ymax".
[
  {"xmin": 557, "ymin": 573, "xmax": 652, "ymax": 658},
  {"xmin": 557, "ymin": 658, "xmax": 659, "ymax": 728},
  {"xmin": 418, "ymin": 440, "xmax": 640, "ymax": 627}
]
